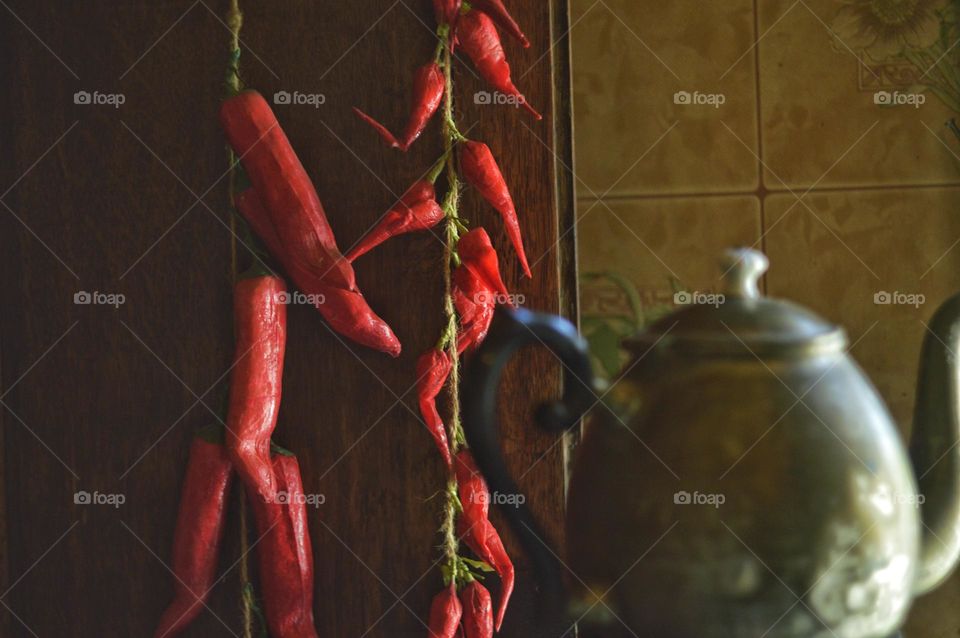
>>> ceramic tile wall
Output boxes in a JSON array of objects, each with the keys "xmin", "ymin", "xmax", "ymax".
[{"xmin": 572, "ymin": 0, "xmax": 960, "ymax": 634}]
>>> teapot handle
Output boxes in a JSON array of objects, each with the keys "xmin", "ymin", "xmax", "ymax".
[{"xmin": 461, "ymin": 306, "xmax": 596, "ymax": 622}]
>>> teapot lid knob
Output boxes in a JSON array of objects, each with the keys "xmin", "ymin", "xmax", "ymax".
[{"xmin": 721, "ymin": 248, "xmax": 768, "ymax": 299}]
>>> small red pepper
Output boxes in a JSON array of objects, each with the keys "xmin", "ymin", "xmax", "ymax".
[
  {"xmin": 454, "ymin": 450, "xmax": 488, "ymax": 523},
  {"xmin": 226, "ymin": 275, "xmax": 287, "ymax": 501},
  {"xmin": 155, "ymin": 433, "xmax": 233, "ymax": 638},
  {"xmin": 236, "ymin": 188, "xmax": 402, "ymax": 357},
  {"xmin": 433, "ymin": 0, "xmax": 462, "ymax": 29},
  {"xmin": 452, "ymin": 228, "xmax": 510, "ymax": 354},
  {"xmin": 247, "ymin": 453, "xmax": 319, "ymax": 638},
  {"xmin": 456, "ymin": 227, "xmax": 510, "ymax": 296},
  {"xmin": 458, "ymin": 9, "xmax": 541, "ymax": 120},
  {"xmin": 220, "ymin": 90, "xmax": 356, "ymax": 291},
  {"xmin": 346, "ymin": 180, "xmax": 445, "ymax": 262},
  {"xmin": 457, "ymin": 512, "xmax": 515, "ymax": 632},
  {"xmin": 470, "ymin": 0, "xmax": 530, "ymax": 48},
  {"xmin": 416, "ymin": 348, "xmax": 454, "ymax": 468},
  {"xmin": 354, "ymin": 62, "xmax": 445, "ymax": 151},
  {"xmin": 460, "ymin": 581, "xmax": 494, "ymax": 638},
  {"xmin": 427, "ymin": 583, "xmax": 463, "ymax": 638},
  {"xmin": 460, "ymin": 143, "xmax": 531, "ymax": 278}
]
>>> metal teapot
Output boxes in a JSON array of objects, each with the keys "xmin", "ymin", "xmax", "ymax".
[{"xmin": 461, "ymin": 248, "xmax": 960, "ymax": 638}]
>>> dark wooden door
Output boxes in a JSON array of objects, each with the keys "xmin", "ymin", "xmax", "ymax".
[{"xmin": 0, "ymin": 1, "xmax": 575, "ymax": 636}]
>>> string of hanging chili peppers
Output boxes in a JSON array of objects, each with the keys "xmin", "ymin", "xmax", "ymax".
[
  {"xmin": 352, "ymin": 1, "xmax": 537, "ymax": 634},
  {"xmin": 155, "ymin": 1, "xmax": 323, "ymax": 636}
]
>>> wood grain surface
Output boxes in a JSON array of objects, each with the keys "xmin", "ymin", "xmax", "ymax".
[{"xmin": 0, "ymin": 1, "xmax": 575, "ymax": 636}]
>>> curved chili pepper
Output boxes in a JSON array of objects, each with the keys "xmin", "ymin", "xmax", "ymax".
[
  {"xmin": 460, "ymin": 143, "xmax": 531, "ymax": 278},
  {"xmin": 458, "ymin": 10, "xmax": 541, "ymax": 120},
  {"xmin": 471, "ymin": 0, "xmax": 529, "ymax": 48},
  {"xmin": 346, "ymin": 180, "xmax": 445, "ymax": 262},
  {"xmin": 155, "ymin": 433, "xmax": 233, "ymax": 638},
  {"xmin": 428, "ymin": 583, "xmax": 463, "ymax": 638},
  {"xmin": 417, "ymin": 348, "xmax": 454, "ymax": 468},
  {"xmin": 460, "ymin": 581, "xmax": 494, "ymax": 638},
  {"xmin": 453, "ymin": 229, "xmax": 510, "ymax": 354},
  {"xmin": 226, "ymin": 275, "xmax": 287, "ymax": 501},
  {"xmin": 220, "ymin": 90, "xmax": 355, "ymax": 291},
  {"xmin": 235, "ymin": 188, "xmax": 402, "ymax": 357},
  {"xmin": 457, "ymin": 517, "xmax": 515, "ymax": 632},
  {"xmin": 354, "ymin": 62, "xmax": 445, "ymax": 151},
  {"xmin": 248, "ymin": 453, "xmax": 319, "ymax": 638}
]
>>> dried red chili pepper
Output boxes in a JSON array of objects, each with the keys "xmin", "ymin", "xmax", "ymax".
[
  {"xmin": 220, "ymin": 90, "xmax": 355, "ymax": 291},
  {"xmin": 458, "ymin": 9, "xmax": 541, "ymax": 120},
  {"xmin": 235, "ymin": 188, "xmax": 402, "ymax": 357},
  {"xmin": 452, "ymin": 228, "xmax": 510, "ymax": 353},
  {"xmin": 346, "ymin": 180, "xmax": 445, "ymax": 262},
  {"xmin": 428, "ymin": 583, "xmax": 463, "ymax": 638},
  {"xmin": 460, "ymin": 581, "xmax": 494, "ymax": 638},
  {"xmin": 354, "ymin": 62, "xmax": 445, "ymax": 151},
  {"xmin": 471, "ymin": 0, "xmax": 530, "ymax": 48},
  {"xmin": 247, "ymin": 453, "xmax": 319, "ymax": 638},
  {"xmin": 458, "ymin": 517, "xmax": 515, "ymax": 632},
  {"xmin": 417, "ymin": 348, "xmax": 454, "ymax": 468},
  {"xmin": 225, "ymin": 275, "xmax": 287, "ymax": 501},
  {"xmin": 460, "ymin": 143, "xmax": 531, "ymax": 278},
  {"xmin": 456, "ymin": 227, "xmax": 509, "ymax": 296},
  {"xmin": 433, "ymin": 0, "xmax": 462, "ymax": 28},
  {"xmin": 454, "ymin": 450, "xmax": 488, "ymax": 523},
  {"xmin": 155, "ymin": 432, "xmax": 233, "ymax": 638}
]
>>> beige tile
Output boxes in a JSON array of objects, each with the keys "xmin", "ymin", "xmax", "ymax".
[
  {"xmin": 758, "ymin": 0, "xmax": 960, "ymax": 189},
  {"xmin": 578, "ymin": 194, "xmax": 762, "ymax": 296},
  {"xmin": 764, "ymin": 186, "xmax": 960, "ymax": 431},
  {"xmin": 571, "ymin": 1, "xmax": 759, "ymax": 197}
]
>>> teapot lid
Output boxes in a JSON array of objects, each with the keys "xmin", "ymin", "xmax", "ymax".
[{"xmin": 628, "ymin": 248, "xmax": 847, "ymax": 357}]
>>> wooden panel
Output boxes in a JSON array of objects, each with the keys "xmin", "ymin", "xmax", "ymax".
[{"xmin": 0, "ymin": 1, "xmax": 574, "ymax": 636}]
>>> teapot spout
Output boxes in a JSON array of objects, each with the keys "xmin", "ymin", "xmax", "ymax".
[{"xmin": 910, "ymin": 292, "xmax": 960, "ymax": 594}]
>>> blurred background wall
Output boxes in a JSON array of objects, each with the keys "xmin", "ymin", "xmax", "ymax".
[{"xmin": 570, "ymin": 1, "xmax": 960, "ymax": 635}]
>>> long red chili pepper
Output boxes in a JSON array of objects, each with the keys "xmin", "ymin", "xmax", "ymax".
[
  {"xmin": 225, "ymin": 275, "xmax": 287, "ymax": 501},
  {"xmin": 346, "ymin": 179, "xmax": 445, "ymax": 262},
  {"xmin": 354, "ymin": 62, "xmax": 445, "ymax": 151},
  {"xmin": 456, "ymin": 227, "xmax": 509, "ymax": 296},
  {"xmin": 471, "ymin": 0, "xmax": 529, "ymax": 48},
  {"xmin": 416, "ymin": 348, "xmax": 454, "ymax": 468},
  {"xmin": 247, "ymin": 453, "xmax": 319, "ymax": 638},
  {"xmin": 460, "ymin": 581, "xmax": 494, "ymax": 638},
  {"xmin": 458, "ymin": 10, "xmax": 541, "ymax": 120},
  {"xmin": 458, "ymin": 517, "xmax": 515, "ymax": 632},
  {"xmin": 155, "ymin": 432, "xmax": 233, "ymax": 638},
  {"xmin": 452, "ymin": 228, "xmax": 510, "ymax": 353},
  {"xmin": 428, "ymin": 583, "xmax": 463, "ymax": 638},
  {"xmin": 235, "ymin": 188, "xmax": 402, "ymax": 357},
  {"xmin": 460, "ymin": 142, "xmax": 531, "ymax": 278},
  {"xmin": 220, "ymin": 90, "xmax": 355, "ymax": 291}
]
